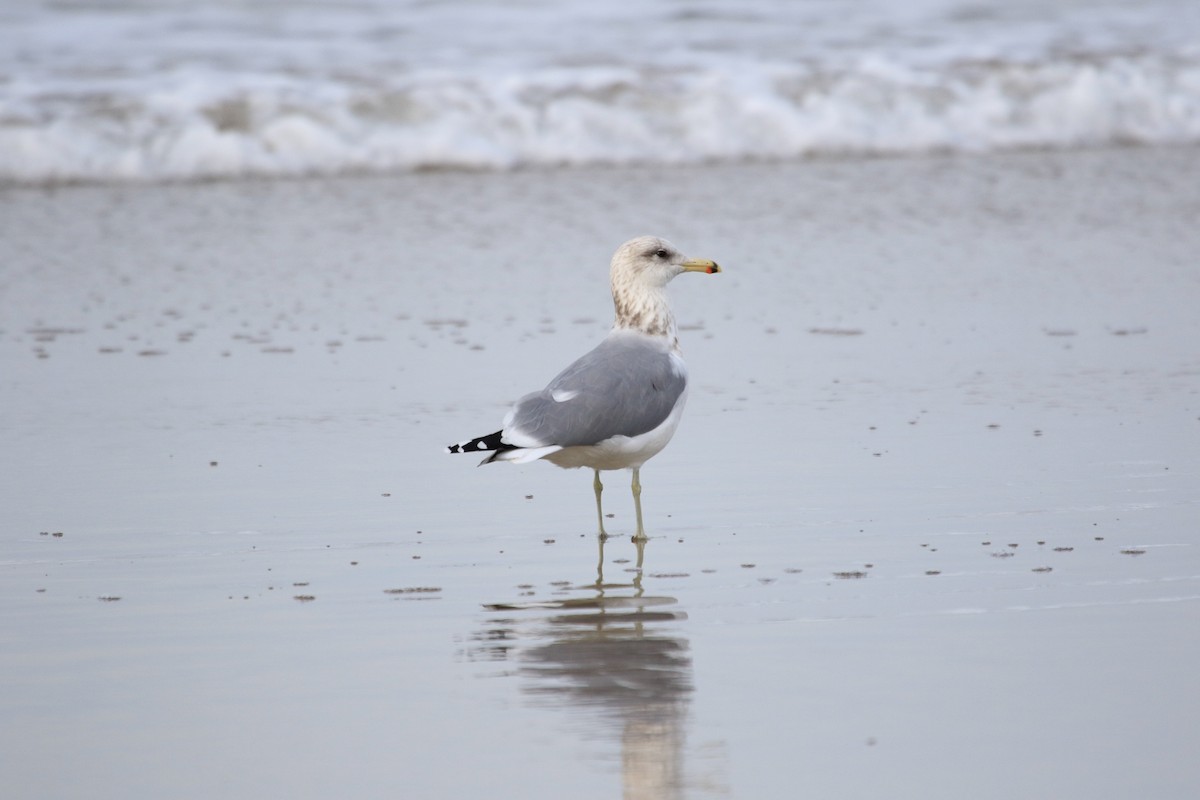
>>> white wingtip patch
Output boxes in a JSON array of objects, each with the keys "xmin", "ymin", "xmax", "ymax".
[{"xmin": 551, "ymin": 389, "xmax": 579, "ymax": 403}]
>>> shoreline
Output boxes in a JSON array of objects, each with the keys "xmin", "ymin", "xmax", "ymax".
[
  {"xmin": 3, "ymin": 140, "xmax": 1200, "ymax": 192},
  {"xmin": 2, "ymin": 142, "xmax": 1198, "ymax": 800}
]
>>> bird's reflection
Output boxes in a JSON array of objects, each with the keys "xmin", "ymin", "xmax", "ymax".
[{"xmin": 471, "ymin": 538, "xmax": 699, "ymax": 799}]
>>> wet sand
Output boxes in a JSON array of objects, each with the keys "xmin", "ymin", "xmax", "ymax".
[{"xmin": 2, "ymin": 147, "xmax": 1199, "ymax": 799}]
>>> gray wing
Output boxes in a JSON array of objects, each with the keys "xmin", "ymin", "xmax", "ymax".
[{"xmin": 504, "ymin": 335, "xmax": 686, "ymax": 448}]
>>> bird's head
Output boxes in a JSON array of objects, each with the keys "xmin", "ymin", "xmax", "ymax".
[{"xmin": 610, "ymin": 236, "xmax": 720, "ymax": 291}]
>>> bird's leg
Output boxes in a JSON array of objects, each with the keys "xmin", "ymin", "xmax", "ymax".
[
  {"xmin": 593, "ymin": 469, "xmax": 608, "ymax": 540},
  {"xmin": 595, "ymin": 533, "xmax": 607, "ymax": 588},
  {"xmin": 631, "ymin": 467, "xmax": 647, "ymax": 541},
  {"xmin": 632, "ymin": 536, "xmax": 646, "ymax": 595}
]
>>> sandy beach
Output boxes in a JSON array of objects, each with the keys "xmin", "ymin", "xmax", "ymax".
[{"xmin": 2, "ymin": 146, "xmax": 1199, "ymax": 798}]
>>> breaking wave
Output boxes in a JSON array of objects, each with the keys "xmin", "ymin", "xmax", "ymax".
[{"xmin": 3, "ymin": 53, "xmax": 1199, "ymax": 185}]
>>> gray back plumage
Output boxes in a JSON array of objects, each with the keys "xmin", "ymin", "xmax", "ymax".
[{"xmin": 505, "ymin": 334, "xmax": 687, "ymax": 448}]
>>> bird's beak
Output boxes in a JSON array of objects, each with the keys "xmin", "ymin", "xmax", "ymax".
[{"xmin": 681, "ymin": 258, "xmax": 721, "ymax": 275}]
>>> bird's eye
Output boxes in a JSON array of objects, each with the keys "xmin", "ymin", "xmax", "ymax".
[{"xmin": 654, "ymin": 249, "xmax": 669, "ymax": 259}]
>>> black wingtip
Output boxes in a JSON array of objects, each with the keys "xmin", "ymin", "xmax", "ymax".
[{"xmin": 446, "ymin": 430, "xmax": 506, "ymax": 455}]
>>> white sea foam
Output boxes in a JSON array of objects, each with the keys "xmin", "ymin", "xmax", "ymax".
[{"xmin": 2, "ymin": 0, "xmax": 1199, "ymax": 184}]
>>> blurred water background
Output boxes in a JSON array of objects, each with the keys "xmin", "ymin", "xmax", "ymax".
[{"xmin": 3, "ymin": 0, "xmax": 1199, "ymax": 184}]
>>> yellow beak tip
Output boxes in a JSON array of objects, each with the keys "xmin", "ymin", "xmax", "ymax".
[{"xmin": 682, "ymin": 258, "xmax": 721, "ymax": 275}]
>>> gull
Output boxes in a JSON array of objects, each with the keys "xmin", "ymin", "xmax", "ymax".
[{"xmin": 446, "ymin": 236, "xmax": 720, "ymax": 539}]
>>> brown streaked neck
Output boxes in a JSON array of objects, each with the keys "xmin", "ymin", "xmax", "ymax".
[{"xmin": 611, "ymin": 281, "xmax": 678, "ymax": 348}]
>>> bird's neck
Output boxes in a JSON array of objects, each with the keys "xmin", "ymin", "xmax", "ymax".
[{"xmin": 611, "ymin": 282, "xmax": 678, "ymax": 346}]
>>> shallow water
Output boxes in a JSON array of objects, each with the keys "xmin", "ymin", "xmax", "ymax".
[
  {"xmin": 4, "ymin": 0, "xmax": 1200, "ymax": 182},
  {"xmin": 2, "ymin": 148, "xmax": 1199, "ymax": 798}
]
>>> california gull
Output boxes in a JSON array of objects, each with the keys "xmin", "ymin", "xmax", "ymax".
[{"xmin": 446, "ymin": 235, "xmax": 721, "ymax": 539}]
